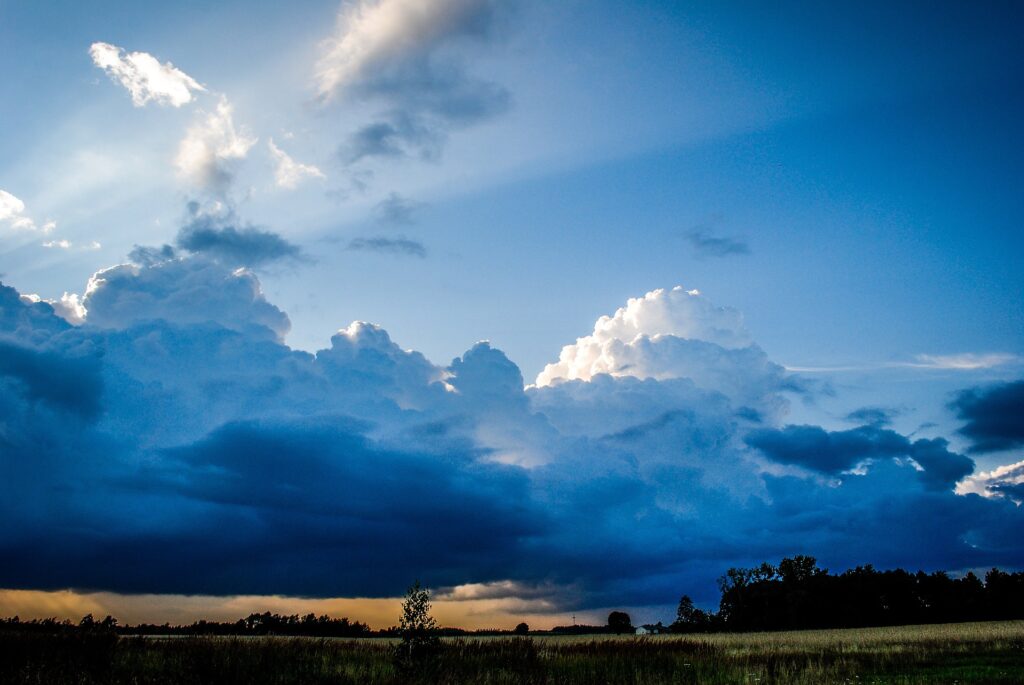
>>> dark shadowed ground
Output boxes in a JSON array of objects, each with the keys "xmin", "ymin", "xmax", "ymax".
[{"xmin": 2, "ymin": 621, "xmax": 1023, "ymax": 684}]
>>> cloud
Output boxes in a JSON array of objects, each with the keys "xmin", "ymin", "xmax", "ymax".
[
  {"xmin": 533, "ymin": 286, "xmax": 790, "ymax": 415},
  {"xmin": 267, "ymin": 138, "xmax": 326, "ymax": 189},
  {"xmin": 347, "ymin": 235, "xmax": 426, "ymax": 257},
  {"xmin": 374, "ymin": 192, "xmax": 425, "ymax": 225},
  {"xmin": 175, "ymin": 98, "xmax": 257, "ymax": 192},
  {"xmin": 1, "ymin": 197, "xmax": 73, "ymax": 246},
  {"xmin": 175, "ymin": 202, "xmax": 303, "ymax": 266},
  {"xmin": 90, "ymin": 42, "xmax": 205, "ymax": 107},
  {"xmin": 959, "ymin": 460, "xmax": 1024, "ymax": 504},
  {"xmin": 82, "ymin": 255, "xmax": 290, "ymax": 340},
  {"xmin": 0, "ymin": 191, "xmax": 26, "ymax": 224},
  {"xmin": 0, "ymin": 190, "xmax": 37, "ymax": 230},
  {"xmin": 747, "ymin": 424, "xmax": 903, "ymax": 474},
  {"xmin": 686, "ymin": 229, "xmax": 750, "ymax": 258},
  {"xmin": 1, "ymin": 267, "xmax": 1023, "ymax": 613},
  {"xmin": 951, "ymin": 379, "xmax": 1024, "ymax": 454},
  {"xmin": 787, "ymin": 353, "xmax": 1021, "ymax": 374},
  {"xmin": 746, "ymin": 424, "xmax": 974, "ymax": 490},
  {"xmin": 50, "ymin": 293, "xmax": 87, "ymax": 325},
  {"xmin": 910, "ymin": 353, "xmax": 1020, "ymax": 370},
  {"xmin": 845, "ymin": 406, "xmax": 900, "ymax": 427},
  {"xmin": 341, "ymin": 112, "xmax": 444, "ymax": 164},
  {"xmin": 0, "ymin": 334, "xmax": 102, "ymax": 420},
  {"xmin": 316, "ymin": 0, "xmax": 501, "ymax": 99},
  {"xmin": 317, "ymin": 0, "xmax": 512, "ymax": 164}
]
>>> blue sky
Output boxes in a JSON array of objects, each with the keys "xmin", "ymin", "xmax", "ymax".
[{"xmin": 1, "ymin": 0, "xmax": 1023, "ymax": 627}]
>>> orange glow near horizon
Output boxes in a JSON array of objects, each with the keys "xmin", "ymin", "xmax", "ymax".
[{"xmin": 0, "ymin": 589, "xmax": 612, "ymax": 631}]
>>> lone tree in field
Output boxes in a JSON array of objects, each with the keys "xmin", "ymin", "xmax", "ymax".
[
  {"xmin": 607, "ymin": 611, "xmax": 633, "ymax": 634},
  {"xmin": 396, "ymin": 580, "xmax": 439, "ymax": 666}
]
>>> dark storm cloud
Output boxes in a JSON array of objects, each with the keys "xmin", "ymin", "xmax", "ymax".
[
  {"xmin": 746, "ymin": 424, "xmax": 974, "ymax": 489},
  {"xmin": 347, "ymin": 235, "xmax": 426, "ymax": 257},
  {"xmin": 1, "ymin": 419, "xmax": 541, "ymax": 597},
  {"xmin": 1, "ymin": 258, "xmax": 1022, "ymax": 608},
  {"xmin": 988, "ymin": 481, "xmax": 1024, "ymax": 503},
  {"xmin": 0, "ymin": 340, "xmax": 102, "ymax": 419},
  {"xmin": 746, "ymin": 424, "xmax": 903, "ymax": 474},
  {"xmin": 951, "ymin": 379, "xmax": 1024, "ymax": 453}
]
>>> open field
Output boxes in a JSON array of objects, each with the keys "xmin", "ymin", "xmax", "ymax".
[{"xmin": 2, "ymin": 621, "xmax": 1023, "ymax": 684}]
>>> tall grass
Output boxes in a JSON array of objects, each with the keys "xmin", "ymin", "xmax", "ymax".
[{"xmin": 2, "ymin": 621, "xmax": 1022, "ymax": 684}]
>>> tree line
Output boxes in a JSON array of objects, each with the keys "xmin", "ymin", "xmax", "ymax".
[
  {"xmin": 0, "ymin": 612, "xmax": 373, "ymax": 638},
  {"xmin": 672, "ymin": 556, "xmax": 1024, "ymax": 633}
]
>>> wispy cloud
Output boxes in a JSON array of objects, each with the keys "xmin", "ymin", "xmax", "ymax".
[
  {"xmin": 786, "ymin": 353, "xmax": 1020, "ymax": 373},
  {"xmin": 347, "ymin": 235, "xmax": 426, "ymax": 257},
  {"xmin": 268, "ymin": 139, "xmax": 326, "ymax": 189},
  {"xmin": 845, "ymin": 406, "xmax": 901, "ymax": 427},
  {"xmin": 374, "ymin": 192, "xmax": 425, "ymax": 225},
  {"xmin": 318, "ymin": 0, "xmax": 511, "ymax": 164},
  {"xmin": 686, "ymin": 229, "xmax": 750, "ymax": 258},
  {"xmin": 907, "ymin": 353, "xmax": 1019, "ymax": 370},
  {"xmin": 90, "ymin": 42, "xmax": 205, "ymax": 107},
  {"xmin": 175, "ymin": 98, "xmax": 257, "ymax": 193}
]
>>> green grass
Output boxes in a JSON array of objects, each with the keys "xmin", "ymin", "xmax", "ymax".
[{"xmin": 2, "ymin": 621, "xmax": 1022, "ymax": 684}]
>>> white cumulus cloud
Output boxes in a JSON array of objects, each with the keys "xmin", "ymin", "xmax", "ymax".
[
  {"xmin": 536, "ymin": 286, "xmax": 753, "ymax": 385},
  {"xmin": 534, "ymin": 286, "xmax": 790, "ymax": 415},
  {"xmin": 0, "ymin": 190, "xmax": 37, "ymax": 230},
  {"xmin": 90, "ymin": 42, "xmax": 206, "ymax": 107},
  {"xmin": 50, "ymin": 292, "xmax": 88, "ymax": 325},
  {"xmin": 268, "ymin": 139, "xmax": 325, "ymax": 189}
]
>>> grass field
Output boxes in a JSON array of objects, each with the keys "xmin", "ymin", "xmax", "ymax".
[{"xmin": 2, "ymin": 621, "xmax": 1022, "ymax": 684}]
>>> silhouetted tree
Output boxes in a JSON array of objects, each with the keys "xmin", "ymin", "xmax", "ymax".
[
  {"xmin": 672, "ymin": 595, "xmax": 712, "ymax": 633},
  {"xmin": 607, "ymin": 611, "xmax": 632, "ymax": 634},
  {"xmin": 396, "ymin": 581, "xmax": 440, "ymax": 667},
  {"xmin": 514, "ymin": 622, "xmax": 529, "ymax": 635}
]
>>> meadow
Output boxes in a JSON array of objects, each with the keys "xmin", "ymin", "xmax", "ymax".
[{"xmin": 2, "ymin": 621, "xmax": 1023, "ymax": 684}]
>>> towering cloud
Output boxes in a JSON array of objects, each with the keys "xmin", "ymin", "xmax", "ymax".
[
  {"xmin": 1, "ymin": 260, "xmax": 1021, "ymax": 611},
  {"xmin": 534, "ymin": 286, "xmax": 788, "ymax": 417},
  {"xmin": 90, "ymin": 42, "xmax": 206, "ymax": 107}
]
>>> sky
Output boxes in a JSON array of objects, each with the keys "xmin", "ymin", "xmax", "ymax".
[{"xmin": 1, "ymin": 0, "xmax": 1023, "ymax": 629}]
